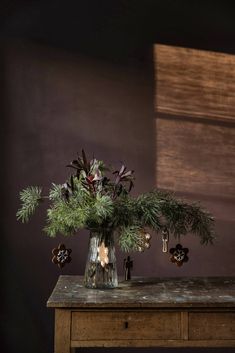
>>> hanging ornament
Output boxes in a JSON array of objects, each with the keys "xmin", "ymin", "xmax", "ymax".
[
  {"xmin": 161, "ymin": 227, "xmax": 169, "ymax": 253},
  {"xmin": 97, "ymin": 242, "xmax": 109, "ymax": 267},
  {"xmin": 170, "ymin": 244, "xmax": 189, "ymax": 267},
  {"xmin": 137, "ymin": 230, "xmax": 151, "ymax": 252},
  {"xmin": 123, "ymin": 255, "xmax": 133, "ymax": 281},
  {"xmin": 52, "ymin": 244, "xmax": 72, "ymax": 268}
]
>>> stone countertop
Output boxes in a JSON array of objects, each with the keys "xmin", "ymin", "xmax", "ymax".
[{"xmin": 47, "ymin": 276, "xmax": 235, "ymax": 308}]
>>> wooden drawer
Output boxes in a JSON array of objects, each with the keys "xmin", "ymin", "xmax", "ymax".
[
  {"xmin": 71, "ymin": 311, "xmax": 181, "ymax": 341},
  {"xmin": 189, "ymin": 312, "xmax": 235, "ymax": 340}
]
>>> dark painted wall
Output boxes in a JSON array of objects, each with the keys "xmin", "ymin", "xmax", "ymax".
[{"xmin": 1, "ymin": 1, "xmax": 235, "ymax": 353}]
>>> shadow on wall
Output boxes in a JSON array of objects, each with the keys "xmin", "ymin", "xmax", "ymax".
[{"xmin": 2, "ymin": 38, "xmax": 155, "ymax": 353}]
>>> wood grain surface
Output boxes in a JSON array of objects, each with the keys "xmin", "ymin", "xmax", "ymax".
[
  {"xmin": 54, "ymin": 309, "xmax": 71, "ymax": 353},
  {"xmin": 48, "ymin": 276, "xmax": 235, "ymax": 350},
  {"xmin": 189, "ymin": 312, "xmax": 235, "ymax": 340},
  {"xmin": 156, "ymin": 117, "xmax": 235, "ymax": 197},
  {"xmin": 71, "ymin": 311, "xmax": 181, "ymax": 340},
  {"xmin": 154, "ymin": 44, "xmax": 235, "ymax": 197},
  {"xmin": 154, "ymin": 44, "xmax": 235, "ymax": 122},
  {"xmin": 70, "ymin": 339, "xmax": 235, "ymax": 348}
]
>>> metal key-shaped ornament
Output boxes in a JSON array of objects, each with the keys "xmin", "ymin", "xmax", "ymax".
[{"xmin": 161, "ymin": 227, "xmax": 169, "ymax": 253}]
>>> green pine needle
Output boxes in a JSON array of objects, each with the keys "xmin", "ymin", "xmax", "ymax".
[
  {"xmin": 16, "ymin": 186, "xmax": 42, "ymax": 223},
  {"xmin": 16, "ymin": 153, "xmax": 215, "ymax": 249},
  {"xmin": 118, "ymin": 225, "xmax": 143, "ymax": 252},
  {"xmin": 49, "ymin": 183, "xmax": 63, "ymax": 201}
]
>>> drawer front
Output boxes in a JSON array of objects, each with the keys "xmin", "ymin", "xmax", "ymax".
[
  {"xmin": 189, "ymin": 312, "xmax": 235, "ymax": 340},
  {"xmin": 71, "ymin": 311, "xmax": 181, "ymax": 341}
]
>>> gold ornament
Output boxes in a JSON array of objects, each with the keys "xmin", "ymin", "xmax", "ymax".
[
  {"xmin": 161, "ymin": 227, "xmax": 169, "ymax": 253},
  {"xmin": 97, "ymin": 242, "xmax": 109, "ymax": 267},
  {"xmin": 137, "ymin": 230, "xmax": 151, "ymax": 252}
]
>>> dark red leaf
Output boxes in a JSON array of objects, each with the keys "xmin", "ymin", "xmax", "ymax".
[
  {"xmin": 82, "ymin": 149, "xmax": 89, "ymax": 172},
  {"xmin": 119, "ymin": 165, "xmax": 126, "ymax": 175},
  {"xmin": 66, "ymin": 165, "xmax": 78, "ymax": 170}
]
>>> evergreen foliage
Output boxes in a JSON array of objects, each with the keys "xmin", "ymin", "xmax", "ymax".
[
  {"xmin": 16, "ymin": 186, "xmax": 42, "ymax": 223},
  {"xmin": 17, "ymin": 150, "xmax": 215, "ymax": 252}
]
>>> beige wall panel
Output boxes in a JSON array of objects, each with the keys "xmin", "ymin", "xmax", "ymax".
[
  {"xmin": 154, "ymin": 44, "xmax": 235, "ymax": 122},
  {"xmin": 156, "ymin": 118, "xmax": 235, "ymax": 197}
]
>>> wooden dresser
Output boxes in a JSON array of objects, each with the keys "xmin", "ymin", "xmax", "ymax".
[{"xmin": 47, "ymin": 276, "xmax": 235, "ymax": 353}]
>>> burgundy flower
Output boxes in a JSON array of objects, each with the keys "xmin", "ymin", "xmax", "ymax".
[
  {"xmin": 86, "ymin": 169, "xmax": 103, "ymax": 185},
  {"xmin": 86, "ymin": 175, "xmax": 95, "ymax": 184}
]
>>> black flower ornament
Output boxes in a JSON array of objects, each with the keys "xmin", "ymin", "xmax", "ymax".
[
  {"xmin": 52, "ymin": 244, "xmax": 72, "ymax": 268},
  {"xmin": 170, "ymin": 244, "xmax": 189, "ymax": 267}
]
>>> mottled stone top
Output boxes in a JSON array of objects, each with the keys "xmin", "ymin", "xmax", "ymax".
[{"xmin": 47, "ymin": 276, "xmax": 235, "ymax": 308}]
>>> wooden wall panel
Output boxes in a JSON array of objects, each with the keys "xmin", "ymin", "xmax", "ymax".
[
  {"xmin": 154, "ymin": 44, "xmax": 235, "ymax": 198},
  {"xmin": 154, "ymin": 44, "xmax": 235, "ymax": 122},
  {"xmin": 156, "ymin": 118, "xmax": 235, "ymax": 197}
]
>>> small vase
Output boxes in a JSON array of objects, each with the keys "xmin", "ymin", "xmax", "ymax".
[{"xmin": 84, "ymin": 229, "xmax": 118, "ymax": 289}]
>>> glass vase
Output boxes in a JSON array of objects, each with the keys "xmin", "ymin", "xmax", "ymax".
[{"xmin": 84, "ymin": 229, "xmax": 118, "ymax": 289}]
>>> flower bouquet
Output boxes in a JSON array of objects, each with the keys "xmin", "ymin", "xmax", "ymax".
[{"xmin": 17, "ymin": 150, "xmax": 214, "ymax": 288}]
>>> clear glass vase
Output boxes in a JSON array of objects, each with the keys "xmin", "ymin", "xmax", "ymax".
[{"xmin": 84, "ymin": 229, "xmax": 118, "ymax": 289}]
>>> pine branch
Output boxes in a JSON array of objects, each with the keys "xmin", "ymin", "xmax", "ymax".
[
  {"xmin": 88, "ymin": 194, "xmax": 114, "ymax": 226},
  {"xmin": 134, "ymin": 190, "xmax": 215, "ymax": 246},
  {"xmin": 44, "ymin": 198, "xmax": 89, "ymax": 237},
  {"xmin": 112, "ymin": 196, "xmax": 137, "ymax": 228},
  {"xmin": 16, "ymin": 186, "xmax": 42, "ymax": 223},
  {"xmin": 118, "ymin": 225, "xmax": 143, "ymax": 252},
  {"xmin": 49, "ymin": 183, "xmax": 63, "ymax": 201},
  {"xmin": 16, "ymin": 150, "xmax": 215, "ymax": 250},
  {"xmin": 136, "ymin": 193, "xmax": 162, "ymax": 230},
  {"xmin": 189, "ymin": 203, "xmax": 215, "ymax": 244}
]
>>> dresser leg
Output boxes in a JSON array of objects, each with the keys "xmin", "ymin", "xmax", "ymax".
[{"xmin": 54, "ymin": 309, "xmax": 72, "ymax": 353}]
